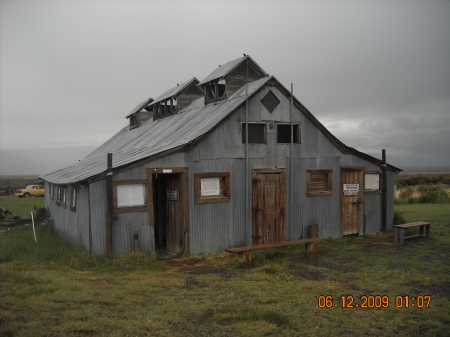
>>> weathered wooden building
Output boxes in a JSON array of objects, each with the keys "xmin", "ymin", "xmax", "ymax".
[{"xmin": 40, "ymin": 55, "xmax": 401, "ymax": 256}]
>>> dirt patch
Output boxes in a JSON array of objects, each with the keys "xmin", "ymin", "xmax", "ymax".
[
  {"xmin": 288, "ymin": 265, "xmax": 326, "ymax": 281},
  {"xmin": 163, "ymin": 259, "xmax": 197, "ymax": 267},
  {"xmin": 182, "ymin": 276, "xmax": 210, "ymax": 290},
  {"xmin": 406, "ymin": 281, "xmax": 450, "ymax": 298},
  {"xmin": 187, "ymin": 266, "xmax": 237, "ymax": 280}
]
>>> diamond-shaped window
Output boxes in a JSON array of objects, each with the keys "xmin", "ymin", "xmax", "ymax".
[{"xmin": 261, "ymin": 90, "xmax": 280, "ymax": 113}]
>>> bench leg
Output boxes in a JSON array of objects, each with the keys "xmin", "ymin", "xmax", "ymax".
[
  {"xmin": 399, "ymin": 228, "xmax": 405, "ymax": 245},
  {"xmin": 393, "ymin": 227, "xmax": 398, "ymax": 244},
  {"xmin": 305, "ymin": 242, "xmax": 319, "ymax": 257},
  {"xmin": 419, "ymin": 226, "xmax": 424, "ymax": 237},
  {"xmin": 425, "ymin": 225, "xmax": 430, "ymax": 237},
  {"xmin": 238, "ymin": 251, "xmax": 252, "ymax": 268}
]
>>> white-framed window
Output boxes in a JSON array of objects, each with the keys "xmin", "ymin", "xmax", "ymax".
[
  {"xmin": 70, "ymin": 186, "xmax": 77, "ymax": 212},
  {"xmin": 365, "ymin": 172, "xmax": 381, "ymax": 194}
]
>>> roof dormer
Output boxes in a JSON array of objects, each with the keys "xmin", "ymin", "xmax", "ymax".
[
  {"xmin": 126, "ymin": 98, "xmax": 154, "ymax": 129},
  {"xmin": 149, "ymin": 77, "xmax": 204, "ymax": 121},
  {"xmin": 198, "ymin": 55, "xmax": 268, "ymax": 105}
]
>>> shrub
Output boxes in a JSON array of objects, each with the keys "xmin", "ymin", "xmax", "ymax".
[{"xmin": 417, "ymin": 185, "xmax": 449, "ymax": 203}]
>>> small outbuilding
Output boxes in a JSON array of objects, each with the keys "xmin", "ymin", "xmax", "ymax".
[{"xmin": 40, "ymin": 55, "xmax": 401, "ymax": 256}]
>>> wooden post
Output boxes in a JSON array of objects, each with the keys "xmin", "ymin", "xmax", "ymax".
[
  {"xmin": 238, "ymin": 251, "xmax": 252, "ymax": 268},
  {"xmin": 306, "ymin": 224, "xmax": 319, "ymax": 257}
]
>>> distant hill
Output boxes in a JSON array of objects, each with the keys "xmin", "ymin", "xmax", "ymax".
[{"xmin": 0, "ymin": 146, "xmax": 97, "ymax": 176}]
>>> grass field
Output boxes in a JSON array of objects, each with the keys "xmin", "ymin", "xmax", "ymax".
[{"xmin": 1, "ymin": 198, "xmax": 449, "ymax": 336}]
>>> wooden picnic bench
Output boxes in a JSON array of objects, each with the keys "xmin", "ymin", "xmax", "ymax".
[
  {"xmin": 393, "ymin": 221, "xmax": 431, "ymax": 245},
  {"xmin": 226, "ymin": 238, "xmax": 323, "ymax": 267}
]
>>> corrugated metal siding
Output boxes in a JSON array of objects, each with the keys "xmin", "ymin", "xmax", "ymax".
[
  {"xmin": 187, "ymin": 159, "xmax": 250, "ymax": 255},
  {"xmin": 89, "ymin": 179, "xmax": 107, "ymax": 255},
  {"xmin": 364, "ymin": 194, "xmax": 381, "ymax": 235},
  {"xmin": 112, "ymin": 212, "xmax": 152, "ymax": 255},
  {"xmin": 44, "ymin": 182, "xmax": 90, "ymax": 252},
  {"xmin": 113, "ymin": 152, "xmax": 186, "ymax": 180}
]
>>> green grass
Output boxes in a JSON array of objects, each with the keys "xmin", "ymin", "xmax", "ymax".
[
  {"xmin": 1, "ymin": 202, "xmax": 449, "ymax": 336},
  {"xmin": 0, "ymin": 195, "xmax": 44, "ymax": 219}
]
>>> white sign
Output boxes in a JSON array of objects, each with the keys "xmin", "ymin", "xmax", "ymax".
[
  {"xmin": 162, "ymin": 169, "xmax": 172, "ymax": 173},
  {"xmin": 343, "ymin": 184, "xmax": 359, "ymax": 196},
  {"xmin": 201, "ymin": 178, "xmax": 221, "ymax": 196},
  {"xmin": 167, "ymin": 190, "xmax": 178, "ymax": 201},
  {"xmin": 117, "ymin": 184, "xmax": 145, "ymax": 207}
]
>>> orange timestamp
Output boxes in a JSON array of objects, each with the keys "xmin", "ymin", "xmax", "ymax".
[{"xmin": 318, "ymin": 295, "xmax": 431, "ymax": 308}]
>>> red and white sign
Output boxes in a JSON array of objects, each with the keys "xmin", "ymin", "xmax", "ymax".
[{"xmin": 343, "ymin": 184, "xmax": 359, "ymax": 196}]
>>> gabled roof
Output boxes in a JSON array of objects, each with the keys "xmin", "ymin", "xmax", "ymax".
[
  {"xmin": 197, "ymin": 55, "xmax": 268, "ymax": 86},
  {"xmin": 149, "ymin": 77, "xmax": 199, "ymax": 106},
  {"xmin": 125, "ymin": 98, "xmax": 153, "ymax": 118},
  {"xmin": 40, "ymin": 77, "xmax": 272, "ymax": 184},
  {"xmin": 40, "ymin": 56, "xmax": 401, "ymax": 185}
]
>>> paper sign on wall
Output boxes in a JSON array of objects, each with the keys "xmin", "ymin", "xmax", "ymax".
[
  {"xmin": 201, "ymin": 178, "xmax": 220, "ymax": 196},
  {"xmin": 167, "ymin": 190, "xmax": 178, "ymax": 201},
  {"xmin": 343, "ymin": 184, "xmax": 359, "ymax": 196},
  {"xmin": 117, "ymin": 184, "xmax": 145, "ymax": 207}
]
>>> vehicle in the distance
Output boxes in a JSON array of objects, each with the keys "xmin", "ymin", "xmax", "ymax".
[{"xmin": 15, "ymin": 185, "xmax": 45, "ymax": 198}]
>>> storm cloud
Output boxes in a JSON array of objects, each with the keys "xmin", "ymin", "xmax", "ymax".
[{"xmin": 1, "ymin": 0, "xmax": 449, "ymax": 174}]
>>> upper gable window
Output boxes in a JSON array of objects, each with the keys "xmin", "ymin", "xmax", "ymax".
[
  {"xmin": 129, "ymin": 114, "xmax": 138, "ymax": 129},
  {"xmin": 261, "ymin": 90, "xmax": 280, "ymax": 113},
  {"xmin": 206, "ymin": 80, "xmax": 226, "ymax": 103},
  {"xmin": 277, "ymin": 123, "xmax": 300, "ymax": 144},
  {"xmin": 242, "ymin": 123, "xmax": 266, "ymax": 144}
]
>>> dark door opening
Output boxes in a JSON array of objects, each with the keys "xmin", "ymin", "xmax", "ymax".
[{"xmin": 152, "ymin": 173, "xmax": 183, "ymax": 253}]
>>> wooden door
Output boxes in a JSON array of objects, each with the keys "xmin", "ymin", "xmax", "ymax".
[
  {"xmin": 166, "ymin": 174, "xmax": 183, "ymax": 253},
  {"xmin": 252, "ymin": 169, "xmax": 286, "ymax": 245},
  {"xmin": 340, "ymin": 168, "xmax": 364, "ymax": 236}
]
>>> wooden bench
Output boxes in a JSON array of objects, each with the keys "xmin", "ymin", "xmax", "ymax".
[
  {"xmin": 393, "ymin": 221, "xmax": 431, "ymax": 245},
  {"xmin": 226, "ymin": 238, "xmax": 323, "ymax": 267}
]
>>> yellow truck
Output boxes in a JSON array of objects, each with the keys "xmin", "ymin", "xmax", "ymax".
[{"xmin": 15, "ymin": 185, "xmax": 45, "ymax": 198}]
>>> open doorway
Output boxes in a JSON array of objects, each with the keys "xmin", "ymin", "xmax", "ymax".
[{"xmin": 148, "ymin": 168, "xmax": 189, "ymax": 256}]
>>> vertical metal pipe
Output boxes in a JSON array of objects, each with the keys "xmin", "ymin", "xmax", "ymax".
[
  {"xmin": 290, "ymin": 83, "xmax": 294, "ymax": 241},
  {"xmin": 106, "ymin": 153, "xmax": 113, "ymax": 257},
  {"xmin": 245, "ymin": 83, "xmax": 249, "ymax": 244},
  {"xmin": 381, "ymin": 149, "xmax": 387, "ymax": 232}
]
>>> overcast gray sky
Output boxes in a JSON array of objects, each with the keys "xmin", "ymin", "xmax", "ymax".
[{"xmin": 1, "ymin": 0, "xmax": 449, "ymax": 175}]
